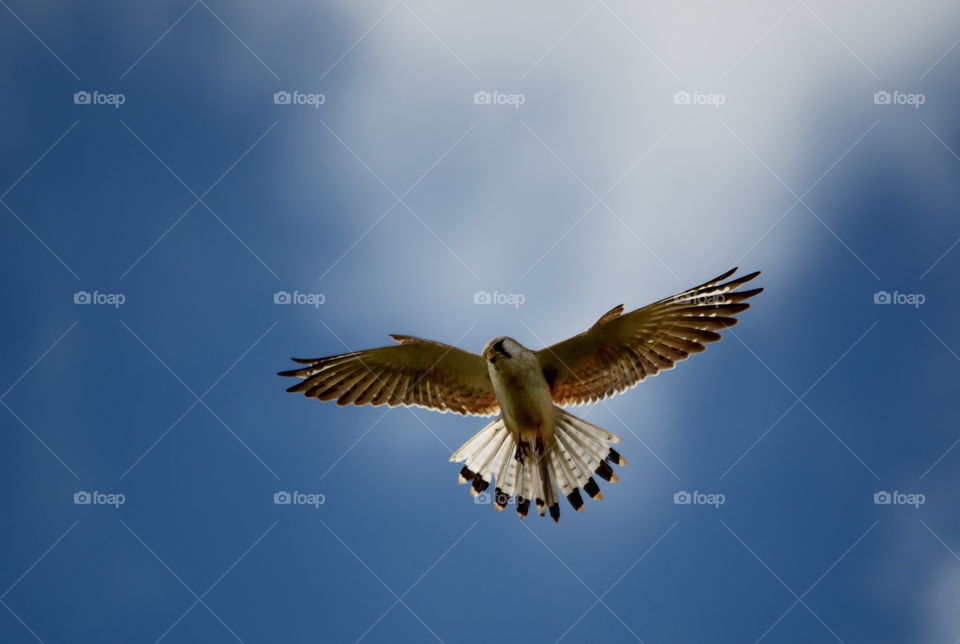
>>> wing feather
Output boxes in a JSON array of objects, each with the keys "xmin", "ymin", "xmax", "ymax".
[
  {"xmin": 279, "ymin": 335, "xmax": 498, "ymax": 416},
  {"xmin": 536, "ymin": 268, "xmax": 762, "ymax": 406}
]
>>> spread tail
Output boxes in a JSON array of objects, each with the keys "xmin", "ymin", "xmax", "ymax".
[{"xmin": 450, "ymin": 407, "xmax": 626, "ymax": 522}]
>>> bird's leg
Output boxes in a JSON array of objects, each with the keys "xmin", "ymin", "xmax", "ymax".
[
  {"xmin": 535, "ymin": 435, "xmax": 545, "ymax": 455},
  {"xmin": 514, "ymin": 440, "xmax": 531, "ymax": 464}
]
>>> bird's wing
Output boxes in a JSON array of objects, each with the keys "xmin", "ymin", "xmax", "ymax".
[
  {"xmin": 278, "ymin": 335, "xmax": 499, "ymax": 416},
  {"xmin": 535, "ymin": 268, "xmax": 762, "ymax": 407}
]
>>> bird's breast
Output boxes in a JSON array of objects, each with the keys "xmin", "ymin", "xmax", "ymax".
[{"xmin": 488, "ymin": 355, "xmax": 554, "ymax": 441}]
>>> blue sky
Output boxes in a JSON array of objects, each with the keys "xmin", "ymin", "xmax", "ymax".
[{"xmin": 2, "ymin": 2, "xmax": 960, "ymax": 642}]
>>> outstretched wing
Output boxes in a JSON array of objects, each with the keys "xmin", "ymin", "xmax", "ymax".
[
  {"xmin": 278, "ymin": 335, "xmax": 498, "ymax": 416},
  {"xmin": 536, "ymin": 268, "xmax": 762, "ymax": 406}
]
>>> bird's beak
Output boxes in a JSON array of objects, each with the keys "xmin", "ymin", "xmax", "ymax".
[{"xmin": 483, "ymin": 348, "xmax": 498, "ymax": 364}]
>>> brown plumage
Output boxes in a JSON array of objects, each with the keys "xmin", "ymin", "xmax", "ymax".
[{"xmin": 279, "ymin": 268, "xmax": 762, "ymax": 522}]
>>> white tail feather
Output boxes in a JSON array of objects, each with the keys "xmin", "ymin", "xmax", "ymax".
[
  {"xmin": 557, "ymin": 421, "xmax": 608, "ymax": 465},
  {"xmin": 450, "ymin": 406, "xmax": 625, "ymax": 522},
  {"xmin": 554, "ymin": 432, "xmax": 589, "ymax": 491},
  {"xmin": 449, "ymin": 416, "xmax": 504, "ymax": 462}
]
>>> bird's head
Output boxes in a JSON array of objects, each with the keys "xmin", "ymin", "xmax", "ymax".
[{"xmin": 482, "ymin": 336, "xmax": 522, "ymax": 365}]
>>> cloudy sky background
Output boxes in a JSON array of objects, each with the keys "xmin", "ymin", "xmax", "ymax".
[{"xmin": 2, "ymin": 1, "xmax": 960, "ymax": 642}]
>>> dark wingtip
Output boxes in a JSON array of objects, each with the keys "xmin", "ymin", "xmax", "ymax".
[
  {"xmin": 736, "ymin": 287, "xmax": 764, "ymax": 299},
  {"xmin": 536, "ymin": 499, "xmax": 547, "ymax": 517},
  {"xmin": 595, "ymin": 460, "xmax": 616, "ymax": 482},
  {"xmin": 458, "ymin": 466, "xmax": 475, "ymax": 484},
  {"xmin": 566, "ymin": 489, "xmax": 584, "ymax": 512},
  {"xmin": 549, "ymin": 503, "xmax": 560, "ymax": 522},
  {"xmin": 471, "ymin": 475, "xmax": 489, "ymax": 494},
  {"xmin": 606, "ymin": 449, "xmax": 627, "ymax": 466},
  {"xmin": 517, "ymin": 498, "xmax": 531, "ymax": 518},
  {"xmin": 583, "ymin": 477, "xmax": 602, "ymax": 499},
  {"xmin": 718, "ymin": 267, "xmax": 738, "ymax": 281}
]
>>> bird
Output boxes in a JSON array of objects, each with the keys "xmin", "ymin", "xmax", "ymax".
[{"xmin": 278, "ymin": 268, "xmax": 761, "ymax": 522}]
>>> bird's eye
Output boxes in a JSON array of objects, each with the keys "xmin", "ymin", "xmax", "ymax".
[{"xmin": 492, "ymin": 339, "xmax": 505, "ymax": 354}]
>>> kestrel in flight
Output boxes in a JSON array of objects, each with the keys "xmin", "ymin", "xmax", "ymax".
[{"xmin": 279, "ymin": 268, "xmax": 762, "ymax": 522}]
